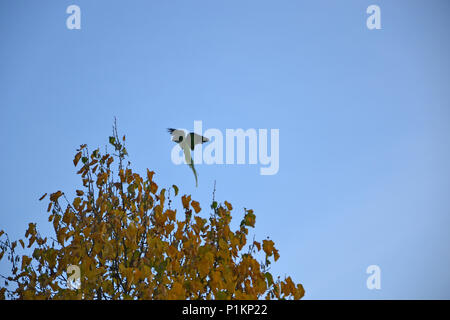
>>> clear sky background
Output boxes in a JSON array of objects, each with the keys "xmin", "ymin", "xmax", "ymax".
[{"xmin": 1, "ymin": 0, "xmax": 449, "ymax": 299}]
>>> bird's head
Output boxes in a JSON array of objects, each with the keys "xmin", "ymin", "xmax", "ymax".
[{"xmin": 167, "ymin": 128, "xmax": 185, "ymax": 143}]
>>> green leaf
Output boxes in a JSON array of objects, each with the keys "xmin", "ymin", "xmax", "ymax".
[
  {"xmin": 211, "ymin": 201, "xmax": 218, "ymax": 209},
  {"xmin": 127, "ymin": 184, "xmax": 135, "ymax": 194},
  {"xmin": 109, "ymin": 136, "xmax": 115, "ymax": 145},
  {"xmin": 215, "ymin": 291, "xmax": 228, "ymax": 300},
  {"xmin": 172, "ymin": 185, "xmax": 179, "ymax": 196},
  {"xmin": 265, "ymin": 272, "xmax": 274, "ymax": 286},
  {"xmin": 81, "ymin": 157, "xmax": 88, "ymax": 164}
]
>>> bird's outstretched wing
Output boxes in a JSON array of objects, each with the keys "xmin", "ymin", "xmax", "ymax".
[
  {"xmin": 181, "ymin": 142, "xmax": 198, "ymax": 187},
  {"xmin": 187, "ymin": 132, "xmax": 209, "ymax": 150}
]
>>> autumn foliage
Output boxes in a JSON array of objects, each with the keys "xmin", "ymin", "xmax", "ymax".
[{"xmin": 0, "ymin": 126, "xmax": 304, "ymax": 300}]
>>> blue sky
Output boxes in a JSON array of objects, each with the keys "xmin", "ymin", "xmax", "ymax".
[{"xmin": 1, "ymin": 0, "xmax": 449, "ymax": 299}]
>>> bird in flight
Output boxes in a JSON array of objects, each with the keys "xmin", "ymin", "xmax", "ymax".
[{"xmin": 167, "ymin": 128, "xmax": 209, "ymax": 187}]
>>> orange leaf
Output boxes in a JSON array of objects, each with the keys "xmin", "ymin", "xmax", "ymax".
[
  {"xmin": 166, "ymin": 209, "xmax": 176, "ymax": 221},
  {"xmin": 147, "ymin": 169, "xmax": 155, "ymax": 181},
  {"xmin": 50, "ymin": 191, "xmax": 63, "ymax": 202},
  {"xmin": 181, "ymin": 195, "xmax": 191, "ymax": 210},
  {"xmin": 191, "ymin": 201, "xmax": 201, "ymax": 213},
  {"xmin": 73, "ymin": 151, "xmax": 82, "ymax": 166},
  {"xmin": 150, "ymin": 181, "xmax": 158, "ymax": 194}
]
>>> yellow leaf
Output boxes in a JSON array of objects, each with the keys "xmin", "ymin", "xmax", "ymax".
[
  {"xmin": 83, "ymin": 227, "xmax": 91, "ymax": 238},
  {"xmin": 224, "ymin": 201, "xmax": 233, "ymax": 211},
  {"xmin": 160, "ymin": 189, "xmax": 166, "ymax": 207},
  {"xmin": 198, "ymin": 251, "xmax": 214, "ymax": 277},
  {"xmin": 243, "ymin": 210, "xmax": 256, "ymax": 227},
  {"xmin": 262, "ymin": 240, "xmax": 275, "ymax": 256},
  {"xmin": 194, "ymin": 216, "xmax": 206, "ymax": 230},
  {"xmin": 167, "ymin": 245, "xmax": 178, "ymax": 258},
  {"xmin": 21, "ymin": 255, "xmax": 32, "ymax": 271},
  {"xmin": 171, "ymin": 282, "xmax": 185, "ymax": 299},
  {"xmin": 73, "ymin": 197, "xmax": 82, "ymax": 208}
]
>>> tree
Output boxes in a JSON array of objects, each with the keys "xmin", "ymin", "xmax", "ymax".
[{"xmin": 0, "ymin": 124, "xmax": 304, "ymax": 300}]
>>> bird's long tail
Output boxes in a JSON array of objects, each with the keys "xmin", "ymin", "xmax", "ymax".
[
  {"xmin": 183, "ymin": 145, "xmax": 198, "ymax": 187},
  {"xmin": 189, "ymin": 161, "xmax": 198, "ymax": 187}
]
